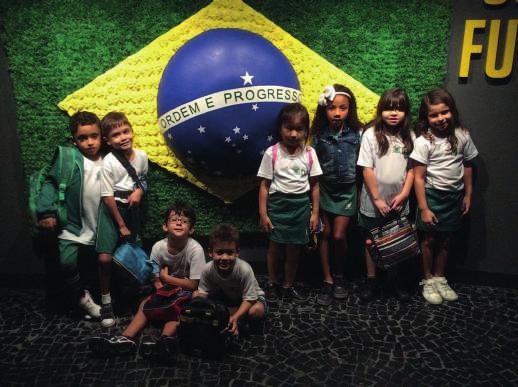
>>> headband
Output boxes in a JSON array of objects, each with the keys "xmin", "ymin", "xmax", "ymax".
[{"xmin": 318, "ymin": 85, "xmax": 352, "ymax": 106}]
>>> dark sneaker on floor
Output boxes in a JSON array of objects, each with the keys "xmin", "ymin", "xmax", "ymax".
[
  {"xmin": 333, "ymin": 277, "xmax": 347, "ymax": 300},
  {"xmin": 141, "ymin": 336, "xmax": 178, "ymax": 360},
  {"xmin": 265, "ymin": 282, "xmax": 280, "ymax": 303},
  {"xmin": 89, "ymin": 335, "xmax": 136, "ymax": 356},
  {"xmin": 100, "ymin": 303, "xmax": 116, "ymax": 328},
  {"xmin": 359, "ymin": 278, "xmax": 378, "ymax": 302},
  {"xmin": 281, "ymin": 287, "xmax": 308, "ymax": 304},
  {"xmin": 316, "ymin": 282, "xmax": 333, "ymax": 306}
]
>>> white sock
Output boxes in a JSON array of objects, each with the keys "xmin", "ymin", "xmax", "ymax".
[{"xmin": 101, "ymin": 293, "xmax": 111, "ymax": 305}]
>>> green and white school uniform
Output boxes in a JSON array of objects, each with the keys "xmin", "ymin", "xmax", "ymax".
[
  {"xmin": 257, "ymin": 143, "xmax": 322, "ymax": 244},
  {"xmin": 410, "ymin": 128, "xmax": 478, "ymax": 232},
  {"xmin": 357, "ymin": 127, "xmax": 414, "ymax": 229}
]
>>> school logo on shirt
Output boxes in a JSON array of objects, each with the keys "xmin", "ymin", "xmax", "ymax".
[{"xmin": 58, "ymin": 0, "xmax": 378, "ymax": 201}]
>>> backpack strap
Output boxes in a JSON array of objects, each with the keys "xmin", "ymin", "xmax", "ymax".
[
  {"xmin": 271, "ymin": 143, "xmax": 278, "ymax": 171},
  {"xmin": 111, "ymin": 150, "xmax": 145, "ymax": 190},
  {"xmin": 306, "ymin": 146, "xmax": 313, "ymax": 172}
]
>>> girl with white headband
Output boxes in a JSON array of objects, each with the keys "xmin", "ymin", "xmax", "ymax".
[{"xmin": 311, "ymin": 84, "xmax": 363, "ymax": 306}]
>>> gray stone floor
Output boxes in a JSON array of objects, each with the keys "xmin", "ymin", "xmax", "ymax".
[{"xmin": 1, "ymin": 280, "xmax": 517, "ymax": 386}]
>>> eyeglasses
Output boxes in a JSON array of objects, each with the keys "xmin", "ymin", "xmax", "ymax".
[{"xmin": 167, "ymin": 216, "xmax": 190, "ymax": 225}]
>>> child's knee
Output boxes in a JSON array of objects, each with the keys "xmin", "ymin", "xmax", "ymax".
[
  {"xmin": 98, "ymin": 253, "xmax": 113, "ymax": 265},
  {"xmin": 332, "ymin": 232, "xmax": 347, "ymax": 243},
  {"xmin": 248, "ymin": 302, "xmax": 266, "ymax": 320}
]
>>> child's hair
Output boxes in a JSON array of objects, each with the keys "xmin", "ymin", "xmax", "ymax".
[
  {"xmin": 69, "ymin": 111, "xmax": 101, "ymax": 136},
  {"xmin": 209, "ymin": 223, "xmax": 239, "ymax": 250},
  {"xmin": 101, "ymin": 111, "xmax": 132, "ymax": 138},
  {"xmin": 278, "ymin": 102, "xmax": 310, "ymax": 143},
  {"xmin": 311, "ymin": 84, "xmax": 363, "ymax": 136},
  {"xmin": 373, "ymin": 87, "xmax": 413, "ymax": 157},
  {"xmin": 163, "ymin": 201, "xmax": 196, "ymax": 226},
  {"xmin": 418, "ymin": 88, "xmax": 462, "ymax": 154}
]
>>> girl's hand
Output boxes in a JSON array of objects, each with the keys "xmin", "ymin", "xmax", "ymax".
[
  {"xmin": 390, "ymin": 193, "xmax": 408, "ymax": 213},
  {"xmin": 260, "ymin": 214, "xmax": 274, "ymax": 232},
  {"xmin": 127, "ymin": 188, "xmax": 143, "ymax": 208},
  {"xmin": 374, "ymin": 198, "xmax": 391, "ymax": 217},
  {"xmin": 119, "ymin": 224, "xmax": 131, "ymax": 238},
  {"xmin": 38, "ymin": 216, "xmax": 57, "ymax": 230},
  {"xmin": 309, "ymin": 213, "xmax": 319, "ymax": 233},
  {"xmin": 421, "ymin": 209, "xmax": 438, "ymax": 226},
  {"xmin": 462, "ymin": 195, "xmax": 471, "ymax": 215}
]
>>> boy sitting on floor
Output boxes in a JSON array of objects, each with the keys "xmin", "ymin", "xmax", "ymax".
[
  {"xmin": 89, "ymin": 202, "xmax": 205, "ymax": 356},
  {"xmin": 195, "ymin": 224, "xmax": 266, "ymax": 336}
]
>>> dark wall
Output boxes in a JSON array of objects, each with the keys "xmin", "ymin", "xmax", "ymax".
[
  {"xmin": 445, "ymin": 0, "xmax": 518, "ymax": 275},
  {"xmin": 0, "ymin": 42, "xmax": 42, "ymax": 279}
]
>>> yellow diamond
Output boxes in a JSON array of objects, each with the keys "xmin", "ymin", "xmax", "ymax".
[{"xmin": 59, "ymin": 0, "xmax": 378, "ymax": 202}]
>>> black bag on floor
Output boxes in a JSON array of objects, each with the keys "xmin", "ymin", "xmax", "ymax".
[{"xmin": 178, "ymin": 297, "xmax": 230, "ymax": 359}]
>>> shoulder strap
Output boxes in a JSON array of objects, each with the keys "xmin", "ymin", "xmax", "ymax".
[
  {"xmin": 111, "ymin": 150, "xmax": 143, "ymax": 189},
  {"xmin": 306, "ymin": 146, "xmax": 313, "ymax": 171},
  {"xmin": 271, "ymin": 143, "xmax": 278, "ymax": 171},
  {"xmin": 51, "ymin": 146, "xmax": 81, "ymax": 225}
]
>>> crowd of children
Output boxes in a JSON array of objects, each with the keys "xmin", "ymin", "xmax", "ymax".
[{"xmin": 35, "ymin": 85, "xmax": 477, "ymax": 358}]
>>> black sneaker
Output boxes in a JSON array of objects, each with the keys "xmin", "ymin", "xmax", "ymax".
[
  {"xmin": 333, "ymin": 276, "xmax": 347, "ymax": 300},
  {"xmin": 89, "ymin": 335, "xmax": 136, "ymax": 356},
  {"xmin": 281, "ymin": 287, "xmax": 308, "ymax": 304},
  {"xmin": 359, "ymin": 277, "xmax": 378, "ymax": 302},
  {"xmin": 316, "ymin": 282, "xmax": 333, "ymax": 306},
  {"xmin": 141, "ymin": 336, "xmax": 178, "ymax": 360},
  {"xmin": 100, "ymin": 303, "xmax": 116, "ymax": 328},
  {"xmin": 265, "ymin": 282, "xmax": 280, "ymax": 303}
]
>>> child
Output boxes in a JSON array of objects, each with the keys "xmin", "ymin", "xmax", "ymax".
[
  {"xmin": 196, "ymin": 224, "xmax": 265, "ymax": 336},
  {"xmin": 357, "ymin": 88, "xmax": 415, "ymax": 302},
  {"xmin": 311, "ymin": 85, "xmax": 362, "ymax": 306},
  {"xmin": 257, "ymin": 103, "xmax": 322, "ymax": 303},
  {"xmin": 90, "ymin": 203, "xmax": 205, "ymax": 356},
  {"xmin": 96, "ymin": 112, "xmax": 148, "ymax": 327},
  {"xmin": 410, "ymin": 88, "xmax": 478, "ymax": 304},
  {"xmin": 37, "ymin": 111, "xmax": 104, "ymax": 318}
]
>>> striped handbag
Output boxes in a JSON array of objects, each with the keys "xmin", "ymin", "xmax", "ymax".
[{"xmin": 366, "ymin": 216, "xmax": 420, "ymax": 270}]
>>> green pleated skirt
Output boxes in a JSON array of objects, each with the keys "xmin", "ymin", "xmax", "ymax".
[
  {"xmin": 267, "ymin": 192, "xmax": 310, "ymax": 244},
  {"xmin": 416, "ymin": 188, "xmax": 463, "ymax": 232}
]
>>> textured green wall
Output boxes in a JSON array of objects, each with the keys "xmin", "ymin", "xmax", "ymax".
[{"xmin": 0, "ymin": 0, "xmax": 452, "ymax": 238}]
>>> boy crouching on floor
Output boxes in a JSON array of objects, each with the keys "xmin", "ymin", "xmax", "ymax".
[
  {"xmin": 89, "ymin": 202, "xmax": 206, "ymax": 356},
  {"xmin": 195, "ymin": 224, "xmax": 266, "ymax": 336}
]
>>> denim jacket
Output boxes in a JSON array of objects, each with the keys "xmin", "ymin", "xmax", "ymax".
[{"xmin": 314, "ymin": 127, "xmax": 360, "ymax": 185}]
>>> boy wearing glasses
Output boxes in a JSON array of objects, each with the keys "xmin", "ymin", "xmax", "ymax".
[
  {"xmin": 90, "ymin": 202, "xmax": 205, "ymax": 356},
  {"xmin": 195, "ymin": 224, "xmax": 266, "ymax": 336}
]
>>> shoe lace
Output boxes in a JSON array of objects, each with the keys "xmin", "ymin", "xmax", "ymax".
[{"xmin": 435, "ymin": 280, "xmax": 453, "ymax": 294}]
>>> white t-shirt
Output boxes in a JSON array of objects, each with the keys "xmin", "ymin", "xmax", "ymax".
[
  {"xmin": 150, "ymin": 237, "xmax": 206, "ymax": 280},
  {"xmin": 100, "ymin": 149, "xmax": 148, "ymax": 203},
  {"xmin": 357, "ymin": 127, "xmax": 414, "ymax": 217},
  {"xmin": 410, "ymin": 128, "xmax": 478, "ymax": 191},
  {"xmin": 257, "ymin": 143, "xmax": 322, "ymax": 194},
  {"xmin": 198, "ymin": 258, "xmax": 265, "ymax": 305},
  {"xmin": 59, "ymin": 157, "xmax": 102, "ymax": 244}
]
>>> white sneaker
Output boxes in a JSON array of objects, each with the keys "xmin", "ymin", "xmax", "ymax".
[
  {"xmin": 420, "ymin": 278, "xmax": 442, "ymax": 304},
  {"xmin": 79, "ymin": 290, "xmax": 101, "ymax": 318},
  {"xmin": 433, "ymin": 276, "xmax": 458, "ymax": 301}
]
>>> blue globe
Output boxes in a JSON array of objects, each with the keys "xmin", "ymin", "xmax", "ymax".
[{"xmin": 157, "ymin": 28, "xmax": 301, "ymax": 177}]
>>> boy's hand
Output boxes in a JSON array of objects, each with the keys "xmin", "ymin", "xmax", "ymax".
[
  {"xmin": 390, "ymin": 193, "xmax": 407, "ymax": 213},
  {"xmin": 119, "ymin": 225, "xmax": 131, "ymax": 238},
  {"xmin": 259, "ymin": 214, "xmax": 274, "ymax": 232},
  {"xmin": 462, "ymin": 195, "xmax": 471, "ymax": 215},
  {"xmin": 127, "ymin": 188, "xmax": 143, "ymax": 208},
  {"xmin": 38, "ymin": 217, "xmax": 57, "ymax": 230},
  {"xmin": 159, "ymin": 266, "xmax": 169, "ymax": 282},
  {"xmin": 421, "ymin": 209, "xmax": 438, "ymax": 226},
  {"xmin": 374, "ymin": 198, "xmax": 391, "ymax": 217},
  {"xmin": 153, "ymin": 279, "xmax": 163, "ymax": 290},
  {"xmin": 226, "ymin": 315, "xmax": 239, "ymax": 336}
]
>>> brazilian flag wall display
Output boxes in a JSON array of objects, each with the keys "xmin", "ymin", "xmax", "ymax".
[{"xmin": 0, "ymin": 0, "xmax": 452, "ymax": 238}]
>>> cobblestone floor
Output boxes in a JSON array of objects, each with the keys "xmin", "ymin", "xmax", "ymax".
[{"xmin": 1, "ymin": 280, "xmax": 517, "ymax": 386}]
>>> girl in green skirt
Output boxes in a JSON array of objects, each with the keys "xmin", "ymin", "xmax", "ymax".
[
  {"xmin": 410, "ymin": 89, "xmax": 478, "ymax": 305},
  {"xmin": 257, "ymin": 103, "xmax": 322, "ymax": 303}
]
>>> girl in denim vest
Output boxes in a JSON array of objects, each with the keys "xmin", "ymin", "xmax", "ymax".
[
  {"xmin": 357, "ymin": 88, "xmax": 415, "ymax": 302},
  {"xmin": 311, "ymin": 85, "xmax": 363, "ymax": 306}
]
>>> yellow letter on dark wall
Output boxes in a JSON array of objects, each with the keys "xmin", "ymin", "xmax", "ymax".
[
  {"xmin": 485, "ymin": 19, "xmax": 518, "ymax": 78},
  {"xmin": 459, "ymin": 20, "xmax": 486, "ymax": 78}
]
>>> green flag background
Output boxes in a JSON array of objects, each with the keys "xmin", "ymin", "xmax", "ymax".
[{"xmin": 0, "ymin": 0, "xmax": 452, "ymax": 239}]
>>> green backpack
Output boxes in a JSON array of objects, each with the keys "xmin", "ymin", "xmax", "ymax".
[{"xmin": 28, "ymin": 145, "xmax": 80, "ymax": 228}]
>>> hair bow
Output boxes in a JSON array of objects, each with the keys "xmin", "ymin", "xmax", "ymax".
[{"xmin": 318, "ymin": 85, "xmax": 336, "ymax": 106}]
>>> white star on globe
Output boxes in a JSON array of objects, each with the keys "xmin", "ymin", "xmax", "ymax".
[
  {"xmin": 233, "ymin": 126, "xmax": 241, "ymax": 134},
  {"xmin": 225, "ymin": 136, "xmax": 231, "ymax": 143},
  {"xmin": 197, "ymin": 125, "xmax": 206, "ymax": 134},
  {"xmin": 267, "ymin": 135, "xmax": 273, "ymax": 142},
  {"xmin": 240, "ymin": 71, "xmax": 254, "ymax": 86},
  {"xmin": 252, "ymin": 104, "xmax": 259, "ymax": 111},
  {"xmin": 260, "ymin": 150, "xmax": 265, "ymax": 155},
  {"xmin": 243, "ymin": 134, "xmax": 249, "ymax": 141}
]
